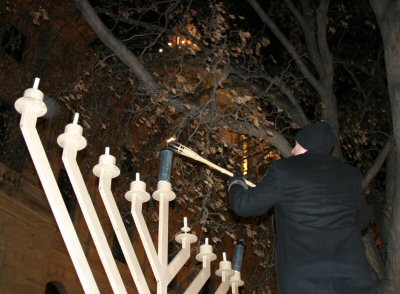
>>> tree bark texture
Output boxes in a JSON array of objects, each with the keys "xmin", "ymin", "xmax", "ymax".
[
  {"xmin": 74, "ymin": 0, "xmax": 160, "ymax": 94},
  {"xmin": 362, "ymin": 138, "xmax": 394, "ymax": 190},
  {"xmin": 369, "ymin": 0, "xmax": 400, "ymax": 293},
  {"xmin": 383, "ymin": 151, "xmax": 396, "ymax": 257}
]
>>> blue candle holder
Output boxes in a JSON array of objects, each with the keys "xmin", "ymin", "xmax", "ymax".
[
  {"xmin": 232, "ymin": 240, "xmax": 245, "ymax": 272},
  {"xmin": 158, "ymin": 149, "xmax": 173, "ymax": 182}
]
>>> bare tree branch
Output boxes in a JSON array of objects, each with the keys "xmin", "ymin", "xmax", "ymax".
[
  {"xmin": 246, "ymin": 0, "xmax": 341, "ymax": 152},
  {"xmin": 316, "ymin": 0, "xmax": 333, "ymax": 83},
  {"xmin": 219, "ymin": 117, "xmax": 293, "ymax": 158},
  {"xmin": 246, "ymin": 0, "xmax": 323, "ymax": 95},
  {"xmin": 168, "ymin": 95, "xmax": 293, "ymax": 157},
  {"xmin": 285, "ymin": 0, "xmax": 324, "ymax": 75},
  {"xmin": 75, "ymin": 0, "xmax": 160, "ymax": 94},
  {"xmin": 95, "ymin": 6, "xmax": 212, "ymax": 56},
  {"xmin": 360, "ymin": 136, "xmax": 394, "ymax": 286},
  {"xmin": 94, "ymin": 7, "xmax": 161, "ymax": 31},
  {"xmin": 362, "ymin": 137, "xmax": 394, "ymax": 190},
  {"xmin": 363, "ymin": 229, "xmax": 387, "ymax": 282},
  {"xmin": 222, "ymin": 64, "xmax": 309, "ymax": 127}
]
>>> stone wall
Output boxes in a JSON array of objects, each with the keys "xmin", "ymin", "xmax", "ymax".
[{"xmin": 0, "ymin": 163, "xmax": 139, "ymax": 293}]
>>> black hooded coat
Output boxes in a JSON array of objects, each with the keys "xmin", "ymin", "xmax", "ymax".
[{"xmin": 229, "ymin": 122, "xmax": 377, "ymax": 294}]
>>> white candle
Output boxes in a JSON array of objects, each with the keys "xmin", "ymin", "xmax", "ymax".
[
  {"xmin": 223, "ymin": 252, "xmax": 227, "ymax": 261},
  {"xmin": 184, "ymin": 217, "xmax": 188, "ymax": 227},
  {"xmin": 135, "ymin": 172, "xmax": 140, "ymax": 181},
  {"xmin": 105, "ymin": 147, "xmax": 110, "ymax": 155},
  {"xmin": 205, "ymin": 238, "xmax": 209, "ymax": 245},
  {"xmin": 33, "ymin": 77, "xmax": 40, "ymax": 89},
  {"xmin": 73, "ymin": 113, "xmax": 79, "ymax": 124}
]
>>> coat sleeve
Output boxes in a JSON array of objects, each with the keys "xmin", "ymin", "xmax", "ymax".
[{"xmin": 228, "ymin": 162, "xmax": 280, "ymax": 217}]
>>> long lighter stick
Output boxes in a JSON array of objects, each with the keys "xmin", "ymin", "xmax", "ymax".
[{"xmin": 167, "ymin": 140, "xmax": 256, "ymax": 187}]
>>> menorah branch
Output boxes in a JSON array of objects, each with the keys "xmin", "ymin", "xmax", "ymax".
[
  {"xmin": 130, "ymin": 196, "xmax": 163, "ymax": 281},
  {"xmin": 59, "ymin": 137, "xmax": 126, "ymax": 293},
  {"xmin": 165, "ymin": 240, "xmax": 191, "ymax": 284},
  {"xmin": 15, "ymin": 84, "xmax": 100, "ymax": 293},
  {"xmin": 95, "ymin": 161, "xmax": 151, "ymax": 294},
  {"xmin": 184, "ymin": 246, "xmax": 216, "ymax": 294},
  {"xmin": 62, "ymin": 139, "xmax": 127, "ymax": 293}
]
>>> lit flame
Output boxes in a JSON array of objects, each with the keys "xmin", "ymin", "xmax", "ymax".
[{"xmin": 166, "ymin": 137, "xmax": 176, "ymax": 144}]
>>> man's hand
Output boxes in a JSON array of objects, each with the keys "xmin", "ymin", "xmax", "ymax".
[{"xmin": 228, "ymin": 172, "xmax": 248, "ymax": 191}]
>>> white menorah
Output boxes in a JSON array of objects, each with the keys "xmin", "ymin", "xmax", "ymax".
[{"xmin": 14, "ymin": 78, "xmax": 245, "ymax": 294}]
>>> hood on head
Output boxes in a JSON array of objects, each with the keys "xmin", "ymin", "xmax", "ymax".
[{"xmin": 294, "ymin": 121, "xmax": 336, "ymax": 154}]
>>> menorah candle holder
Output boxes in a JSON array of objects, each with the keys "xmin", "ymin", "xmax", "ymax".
[
  {"xmin": 14, "ymin": 79, "xmax": 245, "ymax": 293},
  {"xmin": 230, "ymin": 242, "xmax": 245, "ymax": 294}
]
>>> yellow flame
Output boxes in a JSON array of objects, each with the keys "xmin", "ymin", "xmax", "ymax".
[
  {"xmin": 166, "ymin": 137, "xmax": 176, "ymax": 144},
  {"xmin": 240, "ymin": 134, "xmax": 248, "ymax": 176}
]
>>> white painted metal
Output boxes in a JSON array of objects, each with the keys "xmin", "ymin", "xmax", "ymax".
[
  {"xmin": 15, "ymin": 80, "xmax": 245, "ymax": 294},
  {"xmin": 158, "ymin": 195, "xmax": 169, "ymax": 270},
  {"xmin": 184, "ymin": 242, "xmax": 217, "ymax": 294},
  {"xmin": 229, "ymin": 271, "xmax": 244, "ymax": 294},
  {"xmin": 215, "ymin": 260, "xmax": 235, "ymax": 294},
  {"xmin": 127, "ymin": 185, "xmax": 163, "ymax": 281},
  {"xmin": 15, "ymin": 86, "xmax": 100, "ymax": 293},
  {"xmin": 58, "ymin": 127, "xmax": 127, "ymax": 294},
  {"xmin": 94, "ymin": 161, "xmax": 151, "ymax": 294},
  {"xmin": 165, "ymin": 230, "xmax": 197, "ymax": 284}
]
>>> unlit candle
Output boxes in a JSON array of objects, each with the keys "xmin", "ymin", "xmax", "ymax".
[
  {"xmin": 184, "ymin": 217, "xmax": 188, "ymax": 227},
  {"xmin": 105, "ymin": 147, "xmax": 110, "ymax": 155},
  {"xmin": 223, "ymin": 252, "xmax": 227, "ymax": 261},
  {"xmin": 33, "ymin": 77, "xmax": 40, "ymax": 89},
  {"xmin": 135, "ymin": 172, "xmax": 140, "ymax": 181},
  {"xmin": 205, "ymin": 238, "xmax": 209, "ymax": 245},
  {"xmin": 73, "ymin": 113, "xmax": 79, "ymax": 124}
]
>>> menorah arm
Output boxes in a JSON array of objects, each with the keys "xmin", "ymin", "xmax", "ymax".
[
  {"xmin": 158, "ymin": 192, "xmax": 170, "ymax": 269},
  {"xmin": 215, "ymin": 274, "xmax": 231, "ymax": 294},
  {"xmin": 164, "ymin": 239, "xmax": 191, "ymax": 285},
  {"xmin": 184, "ymin": 257, "xmax": 212, "ymax": 294},
  {"xmin": 131, "ymin": 198, "xmax": 163, "ymax": 281},
  {"xmin": 97, "ymin": 170, "xmax": 151, "ymax": 294},
  {"xmin": 231, "ymin": 283, "xmax": 239, "ymax": 294},
  {"xmin": 61, "ymin": 143, "xmax": 127, "ymax": 294},
  {"xmin": 229, "ymin": 271, "xmax": 244, "ymax": 294},
  {"xmin": 16, "ymin": 101, "xmax": 100, "ymax": 293}
]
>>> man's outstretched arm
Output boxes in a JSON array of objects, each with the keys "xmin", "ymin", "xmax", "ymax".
[{"xmin": 228, "ymin": 163, "xmax": 280, "ymax": 217}]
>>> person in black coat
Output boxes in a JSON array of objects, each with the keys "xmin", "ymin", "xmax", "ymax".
[{"xmin": 228, "ymin": 121, "xmax": 377, "ymax": 294}]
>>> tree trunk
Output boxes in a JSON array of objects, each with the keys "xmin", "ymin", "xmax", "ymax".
[
  {"xmin": 383, "ymin": 150, "xmax": 396, "ymax": 258},
  {"xmin": 369, "ymin": 1, "xmax": 400, "ymax": 293}
]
